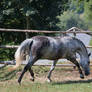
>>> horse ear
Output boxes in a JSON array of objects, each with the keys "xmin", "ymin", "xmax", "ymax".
[{"xmin": 88, "ymin": 53, "xmax": 91, "ymax": 57}]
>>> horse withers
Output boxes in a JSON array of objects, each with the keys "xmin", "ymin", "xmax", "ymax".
[{"xmin": 12, "ymin": 36, "xmax": 91, "ymax": 84}]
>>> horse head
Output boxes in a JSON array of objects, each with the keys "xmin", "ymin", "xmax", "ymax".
[{"xmin": 80, "ymin": 52, "xmax": 91, "ymax": 76}]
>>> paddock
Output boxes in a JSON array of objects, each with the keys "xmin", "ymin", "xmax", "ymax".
[
  {"xmin": 0, "ymin": 27, "xmax": 92, "ymax": 67},
  {"xmin": 0, "ymin": 27, "xmax": 92, "ymax": 92},
  {"xmin": 0, "ymin": 65, "xmax": 92, "ymax": 92}
]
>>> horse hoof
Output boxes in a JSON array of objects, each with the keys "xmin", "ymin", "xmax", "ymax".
[
  {"xmin": 18, "ymin": 79, "xmax": 21, "ymax": 85},
  {"xmin": 30, "ymin": 78, "xmax": 34, "ymax": 81},
  {"xmin": 80, "ymin": 74, "xmax": 84, "ymax": 79},
  {"xmin": 47, "ymin": 79, "xmax": 52, "ymax": 83},
  {"xmin": 85, "ymin": 71, "xmax": 90, "ymax": 76}
]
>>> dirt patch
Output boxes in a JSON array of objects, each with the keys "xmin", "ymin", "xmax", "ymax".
[
  {"xmin": 21, "ymin": 67, "xmax": 92, "ymax": 83},
  {"xmin": 0, "ymin": 66, "xmax": 92, "ymax": 84}
]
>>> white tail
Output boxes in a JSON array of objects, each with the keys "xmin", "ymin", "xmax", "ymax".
[
  {"xmin": 9, "ymin": 39, "xmax": 33, "ymax": 71},
  {"xmin": 10, "ymin": 46, "xmax": 24, "ymax": 70}
]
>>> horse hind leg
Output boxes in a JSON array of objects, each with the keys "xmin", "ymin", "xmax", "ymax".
[
  {"xmin": 67, "ymin": 57, "xmax": 84, "ymax": 79},
  {"xmin": 18, "ymin": 56, "xmax": 38, "ymax": 84},
  {"xmin": 47, "ymin": 60, "xmax": 57, "ymax": 82},
  {"xmin": 29, "ymin": 67, "xmax": 34, "ymax": 81},
  {"xmin": 26, "ymin": 55, "xmax": 35, "ymax": 81}
]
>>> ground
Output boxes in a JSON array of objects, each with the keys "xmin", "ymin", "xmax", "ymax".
[
  {"xmin": 30, "ymin": 67, "xmax": 92, "ymax": 83},
  {"xmin": 0, "ymin": 65, "xmax": 92, "ymax": 83},
  {"xmin": 0, "ymin": 65, "xmax": 92, "ymax": 92}
]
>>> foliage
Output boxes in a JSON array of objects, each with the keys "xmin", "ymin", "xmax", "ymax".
[
  {"xmin": 0, "ymin": 0, "xmax": 69, "ymax": 60},
  {"xmin": 57, "ymin": 11, "xmax": 88, "ymax": 31},
  {"xmin": 72, "ymin": 0, "xmax": 92, "ymax": 30},
  {"xmin": 83, "ymin": 0, "xmax": 92, "ymax": 30},
  {"xmin": 0, "ymin": 0, "xmax": 69, "ymax": 30},
  {"xmin": 69, "ymin": 0, "xmax": 84, "ymax": 14},
  {"xmin": 0, "ymin": 32, "xmax": 26, "ymax": 60},
  {"xmin": 0, "ymin": 0, "xmax": 92, "ymax": 60}
]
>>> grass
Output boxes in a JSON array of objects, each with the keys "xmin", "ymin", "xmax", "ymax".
[
  {"xmin": 0, "ymin": 81, "xmax": 92, "ymax": 92},
  {"xmin": 0, "ymin": 65, "xmax": 92, "ymax": 92}
]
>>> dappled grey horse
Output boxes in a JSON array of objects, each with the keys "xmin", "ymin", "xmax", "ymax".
[{"xmin": 12, "ymin": 36, "xmax": 91, "ymax": 84}]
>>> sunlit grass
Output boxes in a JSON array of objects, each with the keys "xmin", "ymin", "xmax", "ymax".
[
  {"xmin": 0, "ymin": 81, "xmax": 92, "ymax": 92},
  {"xmin": 0, "ymin": 65, "xmax": 92, "ymax": 92}
]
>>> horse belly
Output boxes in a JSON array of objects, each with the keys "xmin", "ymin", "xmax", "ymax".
[
  {"xmin": 41, "ymin": 49, "xmax": 56, "ymax": 59},
  {"xmin": 41, "ymin": 45, "xmax": 65, "ymax": 60},
  {"xmin": 41, "ymin": 47, "xmax": 65, "ymax": 60}
]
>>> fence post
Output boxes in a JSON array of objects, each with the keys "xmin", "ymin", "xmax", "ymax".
[{"xmin": 73, "ymin": 28, "xmax": 76, "ymax": 37}]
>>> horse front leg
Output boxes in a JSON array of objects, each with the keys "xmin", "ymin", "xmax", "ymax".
[
  {"xmin": 47, "ymin": 60, "xmax": 57, "ymax": 82},
  {"xmin": 67, "ymin": 57, "xmax": 84, "ymax": 79}
]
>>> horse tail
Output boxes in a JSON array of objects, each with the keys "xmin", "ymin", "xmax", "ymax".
[{"xmin": 10, "ymin": 39, "xmax": 33, "ymax": 71}]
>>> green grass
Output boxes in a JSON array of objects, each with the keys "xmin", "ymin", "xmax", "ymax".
[
  {"xmin": 0, "ymin": 81, "xmax": 92, "ymax": 92},
  {"xmin": 0, "ymin": 65, "xmax": 92, "ymax": 92}
]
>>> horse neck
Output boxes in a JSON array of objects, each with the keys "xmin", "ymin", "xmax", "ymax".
[{"xmin": 77, "ymin": 44, "xmax": 88, "ymax": 61}]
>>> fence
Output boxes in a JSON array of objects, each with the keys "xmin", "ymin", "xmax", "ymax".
[{"xmin": 0, "ymin": 27, "xmax": 92, "ymax": 67}]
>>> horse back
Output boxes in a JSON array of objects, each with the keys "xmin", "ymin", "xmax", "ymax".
[
  {"xmin": 31, "ymin": 36, "xmax": 65, "ymax": 59},
  {"xmin": 30, "ymin": 36, "xmax": 86, "ymax": 60}
]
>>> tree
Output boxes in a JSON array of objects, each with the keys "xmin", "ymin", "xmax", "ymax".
[
  {"xmin": 84, "ymin": 0, "xmax": 92, "ymax": 30},
  {"xmin": 57, "ymin": 11, "xmax": 88, "ymax": 31},
  {"xmin": 0, "ymin": 0, "xmax": 69, "ymax": 60},
  {"xmin": 72, "ymin": 0, "xmax": 92, "ymax": 30},
  {"xmin": 0, "ymin": 0, "xmax": 69, "ymax": 30}
]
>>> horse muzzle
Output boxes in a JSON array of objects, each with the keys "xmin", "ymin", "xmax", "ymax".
[
  {"xmin": 80, "ymin": 62, "xmax": 90, "ymax": 76},
  {"xmin": 84, "ymin": 69, "xmax": 90, "ymax": 76},
  {"xmin": 84, "ymin": 66, "xmax": 90, "ymax": 76}
]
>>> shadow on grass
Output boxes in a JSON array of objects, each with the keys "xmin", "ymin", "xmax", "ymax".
[
  {"xmin": 52, "ymin": 79, "xmax": 92, "ymax": 85},
  {"xmin": 0, "ymin": 66, "xmax": 21, "ymax": 81},
  {"xmin": 0, "ymin": 70, "xmax": 18, "ymax": 81}
]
